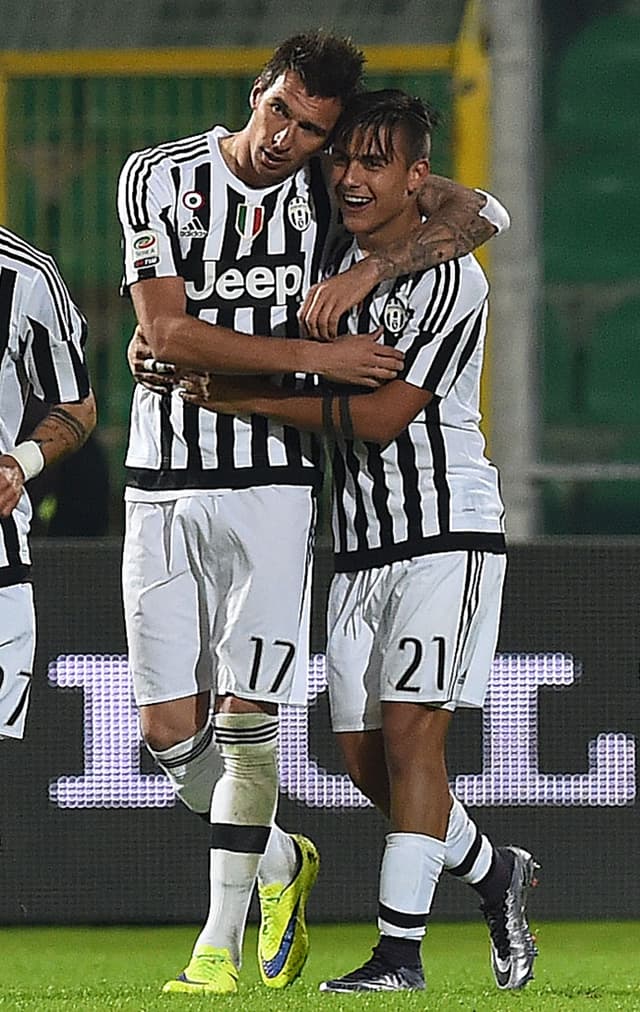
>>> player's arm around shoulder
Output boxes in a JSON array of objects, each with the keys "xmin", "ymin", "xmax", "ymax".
[
  {"xmin": 0, "ymin": 391, "xmax": 96, "ymax": 518},
  {"xmin": 298, "ymin": 178, "xmax": 509, "ymax": 341},
  {"xmin": 412, "ymin": 176, "xmax": 510, "ymax": 269}
]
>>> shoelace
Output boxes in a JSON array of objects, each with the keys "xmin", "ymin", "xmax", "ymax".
[
  {"xmin": 193, "ymin": 952, "xmax": 230, "ymax": 967},
  {"xmin": 260, "ymin": 894, "xmax": 281, "ymax": 934}
]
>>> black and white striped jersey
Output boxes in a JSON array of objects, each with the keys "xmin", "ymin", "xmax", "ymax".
[
  {"xmin": 329, "ymin": 243, "xmax": 506, "ymax": 573},
  {"xmin": 118, "ymin": 126, "xmax": 340, "ymax": 496},
  {"xmin": 0, "ymin": 227, "xmax": 90, "ymax": 585}
]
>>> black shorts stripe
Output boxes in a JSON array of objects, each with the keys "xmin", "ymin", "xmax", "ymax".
[
  {"xmin": 449, "ymin": 551, "xmax": 483, "ymax": 697},
  {"xmin": 6, "ymin": 679, "xmax": 32, "ymax": 727}
]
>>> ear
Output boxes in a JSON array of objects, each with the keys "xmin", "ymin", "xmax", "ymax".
[
  {"xmin": 249, "ymin": 78, "xmax": 264, "ymax": 111},
  {"xmin": 407, "ymin": 158, "xmax": 430, "ymax": 194}
]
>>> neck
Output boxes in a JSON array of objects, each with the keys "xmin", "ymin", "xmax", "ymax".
[
  {"xmin": 356, "ymin": 207, "xmax": 422, "ymax": 256},
  {"xmin": 218, "ymin": 130, "xmax": 260, "ymax": 188}
]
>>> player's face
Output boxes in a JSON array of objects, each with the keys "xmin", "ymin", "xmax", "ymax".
[
  {"xmin": 331, "ymin": 126, "xmax": 429, "ymax": 250},
  {"xmin": 246, "ymin": 71, "xmax": 342, "ymax": 185}
]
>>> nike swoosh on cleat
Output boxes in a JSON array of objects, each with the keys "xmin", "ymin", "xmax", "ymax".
[
  {"xmin": 261, "ymin": 899, "xmax": 300, "ymax": 978},
  {"xmin": 493, "ymin": 957, "xmax": 512, "ymax": 987}
]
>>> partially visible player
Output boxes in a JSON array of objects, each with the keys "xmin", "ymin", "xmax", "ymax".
[
  {"xmin": 0, "ymin": 226, "xmax": 96, "ymax": 741},
  {"xmin": 180, "ymin": 90, "xmax": 537, "ymax": 995}
]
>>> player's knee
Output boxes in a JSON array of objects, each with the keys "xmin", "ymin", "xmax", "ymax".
[
  {"xmin": 384, "ymin": 715, "xmax": 447, "ymax": 783},
  {"xmin": 383, "ymin": 704, "xmax": 450, "ymax": 768},
  {"xmin": 140, "ymin": 698, "xmax": 209, "ymax": 751},
  {"xmin": 338, "ymin": 735, "xmax": 390, "ymax": 812}
]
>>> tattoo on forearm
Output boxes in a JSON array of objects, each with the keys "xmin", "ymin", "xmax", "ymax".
[
  {"xmin": 47, "ymin": 407, "xmax": 88, "ymax": 444},
  {"xmin": 375, "ymin": 214, "xmax": 495, "ymax": 279},
  {"xmin": 34, "ymin": 406, "xmax": 91, "ymax": 461}
]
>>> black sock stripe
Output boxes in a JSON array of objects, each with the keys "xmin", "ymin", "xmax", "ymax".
[
  {"xmin": 210, "ymin": 822, "xmax": 270, "ymax": 854},
  {"xmin": 378, "ymin": 903, "xmax": 428, "ymax": 930},
  {"xmin": 160, "ymin": 723, "xmax": 214, "ymax": 769},
  {"xmin": 448, "ymin": 826, "xmax": 482, "ymax": 877},
  {"xmin": 214, "ymin": 726, "xmax": 278, "ymax": 744}
]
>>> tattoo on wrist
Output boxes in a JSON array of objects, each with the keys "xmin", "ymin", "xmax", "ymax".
[{"xmin": 46, "ymin": 407, "xmax": 88, "ymax": 446}]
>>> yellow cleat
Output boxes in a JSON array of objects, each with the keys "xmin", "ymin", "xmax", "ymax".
[
  {"xmin": 162, "ymin": 945, "xmax": 238, "ymax": 995},
  {"xmin": 258, "ymin": 833, "xmax": 320, "ymax": 988}
]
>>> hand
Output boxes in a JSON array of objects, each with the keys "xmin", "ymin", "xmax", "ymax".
[
  {"xmin": 179, "ymin": 373, "xmax": 265, "ymax": 415},
  {"xmin": 314, "ymin": 330, "xmax": 403, "ymax": 388},
  {"xmin": 298, "ymin": 258, "xmax": 382, "ymax": 341},
  {"xmin": 0, "ymin": 456, "xmax": 25, "ymax": 517},
  {"xmin": 127, "ymin": 325, "xmax": 176, "ymax": 394}
]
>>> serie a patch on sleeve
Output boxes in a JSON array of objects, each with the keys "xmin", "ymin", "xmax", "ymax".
[{"xmin": 131, "ymin": 230, "xmax": 161, "ymax": 269}]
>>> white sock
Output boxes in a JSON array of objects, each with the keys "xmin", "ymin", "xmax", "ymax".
[
  {"xmin": 195, "ymin": 712, "xmax": 279, "ymax": 966},
  {"xmin": 148, "ymin": 722, "xmax": 295, "ymax": 883},
  {"xmin": 378, "ymin": 832, "xmax": 446, "ymax": 940},
  {"xmin": 148, "ymin": 721, "xmax": 222, "ymax": 815},
  {"xmin": 258, "ymin": 824, "xmax": 299, "ymax": 888},
  {"xmin": 444, "ymin": 794, "xmax": 493, "ymax": 883}
]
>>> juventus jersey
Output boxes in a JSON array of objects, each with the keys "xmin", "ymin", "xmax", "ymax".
[
  {"xmin": 330, "ymin": 244, "xmax": 506, "ymax": 573},
  {"xmin": 0, "ymin": 227, "xmax": 90, "ymax": 585},
  {"xmin": 118, "ymin": 126, "xmax": 340, "ymax": 496}
]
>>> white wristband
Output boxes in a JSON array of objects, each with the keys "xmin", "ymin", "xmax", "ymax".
[{"xmin": 7, "ymin": 440, "xmax": 45, "ymax": 481}]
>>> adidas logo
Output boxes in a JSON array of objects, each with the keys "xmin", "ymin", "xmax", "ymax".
[{"xmin": 180, "ymin": 217, "xmax": 207, "ymax": 238}]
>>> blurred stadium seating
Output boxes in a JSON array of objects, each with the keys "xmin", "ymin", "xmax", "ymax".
[
  {"xmin": 554, "ymin": 13, "xmax": 640, "ymax": 152},
  {"xmin": 0, "ymin": 0, "xmax": 465, "ymax": 48},
  {"xmin": 543, "ymin": 10, "xmax": 640, "ymax": 533}
]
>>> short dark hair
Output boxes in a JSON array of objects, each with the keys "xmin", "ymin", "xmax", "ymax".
[
  {"xmin": 333, "ymin": 89, "xmax": 440, "ymax": 164},
  {"xmin": 258, "ymin": 31, "xmax": 365, "ymax": 105}
]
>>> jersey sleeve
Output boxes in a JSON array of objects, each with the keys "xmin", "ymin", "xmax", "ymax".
[
  {"xmin": 21, "ymin": 264, "xmax": 90, "ymax": 404},
  {"xmin": 117, "ymin": 148, "xmax": 180, "ymax": 290},
  {"xmin": 394, "ymin": 257, "xmax": 489, "ymax": 399}
]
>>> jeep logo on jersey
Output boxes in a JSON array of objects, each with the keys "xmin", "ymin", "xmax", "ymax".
[
  {"xmin": 383, "ymin": 295, "xmax": 411, "ymax": 334},
  {"xmin": 185, "ymin": 260, "xmax": 304, "ymax": 305},
  {"xmin": 236, "ymin": 204, "xmax": 264, "ymax": 240},
  {"xmin": 287, "ymin": 196, "xmax": 311, "ymax": 232}
]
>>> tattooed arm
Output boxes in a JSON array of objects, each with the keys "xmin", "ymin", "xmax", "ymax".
[
  {"xmin": 299, "ymin": 180, "xmax": 510, "ymax": 340},
  {"xmin": 0, "ymin": 392, "xmax": 97, "ymax": 518}
]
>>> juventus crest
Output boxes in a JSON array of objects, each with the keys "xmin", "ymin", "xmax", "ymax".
[
  {"xmin": 383, "ymin": 294, "xmax": 412, "ymax": 334},
  {"xmin": 287, "ymin": 196, "xmax": 311, "ymax": 232}
]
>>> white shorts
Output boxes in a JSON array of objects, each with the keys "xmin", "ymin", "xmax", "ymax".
[
  {"xmin": 122, "ymin": 486, "xmax": 315, "ymax": 707},
  {"xmin": 326, "ymin": 550, "xmax": 507, "ymax": 732},
  {"xmin": 0, "ymin": 583, "xmax": 36, "ymax": 740}
]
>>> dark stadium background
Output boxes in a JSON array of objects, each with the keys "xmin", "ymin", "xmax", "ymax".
[{"xmin": 0, "ymin": 540, "xmax": 637, "ymax": 925}]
